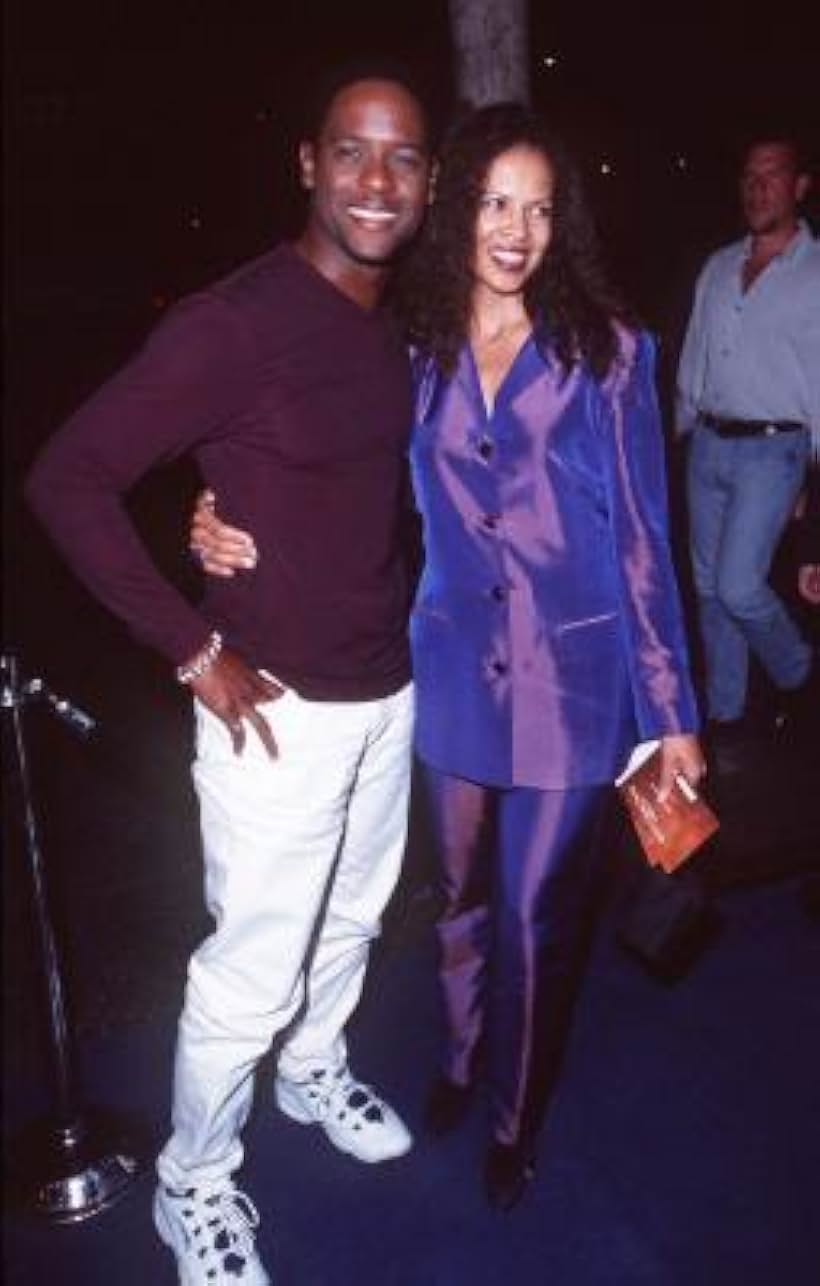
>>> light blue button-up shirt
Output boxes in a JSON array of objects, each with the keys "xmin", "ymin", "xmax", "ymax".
[{"xmin": 676, "ymin": 221, "xmax": 820, "ymax": 452}]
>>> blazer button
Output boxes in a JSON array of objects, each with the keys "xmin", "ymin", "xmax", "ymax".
[
  {"xmin": 481, "ymin": 513, "xmax": 500, "ymax": 531},
  {"xmin": 477, "ymin": 435, "xmax": 494, "ymax": 460},
  {"xmin": 490, "ymin": 585, "xmax": 507, "ymax": 601},
  {"xmin": 490, "ymin": 659, "xmax": 508, "ymax": 675}
]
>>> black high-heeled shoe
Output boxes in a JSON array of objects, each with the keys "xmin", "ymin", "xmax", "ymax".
[
  {"xmin": 483, "ymin": 1140, "xmax": 536, "ymax": 1210},
  {"xmin": 423, "ymin": 1077, "xmax": 474, "ymax": 1136}
]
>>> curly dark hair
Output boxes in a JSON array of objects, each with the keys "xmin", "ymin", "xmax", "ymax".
[{"xmin": 394, "ymin": 102, "xmax": 635, "ymax": 379}]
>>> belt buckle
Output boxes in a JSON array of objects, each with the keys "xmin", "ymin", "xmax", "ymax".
[{"xmin": 764, "ymin": 423, "xmax": 777, "ymax": 437}]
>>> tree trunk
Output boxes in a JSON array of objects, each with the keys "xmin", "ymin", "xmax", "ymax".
[{"xmin": 448, "ymin": 0, "xmax": 530, "ymax": 107}]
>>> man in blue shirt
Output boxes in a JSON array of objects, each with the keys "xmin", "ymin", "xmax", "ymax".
[{"xmin": 676, "ymin": 133, "xmax": 820, "ymax": 749}]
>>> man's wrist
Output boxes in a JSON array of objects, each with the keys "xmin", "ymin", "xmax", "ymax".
[{"xmin": 175, "ymin": 631, "xmax": 223, "ymax": 685}]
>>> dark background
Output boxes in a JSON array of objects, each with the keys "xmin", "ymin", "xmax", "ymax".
[{"xmin": 6, "ymin": 2, "xmax": 819, "ymax": 329}]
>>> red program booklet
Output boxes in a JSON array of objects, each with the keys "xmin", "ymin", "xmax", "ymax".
[{"xmin": 617, "ymin": 745, "xmax": 719, "ymax": 873}]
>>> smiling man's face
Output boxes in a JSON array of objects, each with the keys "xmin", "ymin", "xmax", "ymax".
[{"xmin": 298, "ymin": 79, "xmax": 430, "ymax": 288}]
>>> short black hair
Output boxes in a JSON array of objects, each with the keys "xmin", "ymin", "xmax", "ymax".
[
  {"xmin": 738, "ymin": 128, "xmax": 813, "ymax": 177},
  {"xmin": 301, "ymin": 57, "xmax": 438, "ymax": 148}
]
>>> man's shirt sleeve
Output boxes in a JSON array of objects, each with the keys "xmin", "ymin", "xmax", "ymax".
[
  {"xmin": 26, "ymin": 293, "xmax": 254, "ymax": 665},
  {"xmin": 675, "ymin": 256, "xmax": 715, "ymax": 437},
  {"xmin": 796, "ymin": 286, "xmax": 820, "ymax": 460}
]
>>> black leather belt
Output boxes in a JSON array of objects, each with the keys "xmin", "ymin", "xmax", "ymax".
[{"xmin": 700, "ymin": 413, "xmax": 806, "ymax": 439}]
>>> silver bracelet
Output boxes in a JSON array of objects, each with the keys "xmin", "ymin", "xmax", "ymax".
[{"xmin": 175, "ymin": 631, "xmax": 223, "ymax": 685}]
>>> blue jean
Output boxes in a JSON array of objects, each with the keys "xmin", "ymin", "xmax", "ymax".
[{"xmin": 687, "ymin": 425, "xmax": 810, "ymax": 721}]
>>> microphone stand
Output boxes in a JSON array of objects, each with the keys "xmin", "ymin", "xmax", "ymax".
[{"xmin": 2, "ymin": 650, "xmax": 150, "ymax": 1222}]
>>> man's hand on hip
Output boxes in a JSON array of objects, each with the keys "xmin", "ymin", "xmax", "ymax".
[{"xmin": 191, "ymin": 651, "xmax": 283, "ymax": 757}]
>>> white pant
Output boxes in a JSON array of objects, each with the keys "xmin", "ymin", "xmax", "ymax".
[{"xmin": 157, "ymin": 682, "xmax": 414, "ymax": 1190}]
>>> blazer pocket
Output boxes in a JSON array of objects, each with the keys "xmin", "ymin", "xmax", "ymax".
[
  {"xmin": 553, "ymin": 611, "xmax": 618, "ymax": 636},
  {"xmin": 552, "ymin": 613, "xmax": 623, "ymax": 709}
]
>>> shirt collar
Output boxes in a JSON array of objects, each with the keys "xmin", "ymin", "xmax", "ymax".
[{"xmin": 740, "ymin": 218, "xmax": 813, "ymax": 267}]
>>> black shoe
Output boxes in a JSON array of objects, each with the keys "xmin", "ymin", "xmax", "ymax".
[
  {"xmin": 774, "ymin": 656, "xmax": 820, "ymax": 745},
  {"xmin": 424, "ymin": 1078, "xmax": 473, "ymax": 1136},
  {"xmin": 704, "ymin": 716, "xmax": 764, "ymax": 773},
  {"xmin": 483, "ymin": 1141, "xmax": 536, "ymax": 1211},
  {"xmin": 705, "ymin": 716, "xmax": 745, "ymax": 744}
]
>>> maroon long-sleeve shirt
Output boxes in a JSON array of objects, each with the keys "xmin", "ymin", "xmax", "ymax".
[{"xmin": 26, "ymin": 244, "xmax": 415, "ymax": 700}]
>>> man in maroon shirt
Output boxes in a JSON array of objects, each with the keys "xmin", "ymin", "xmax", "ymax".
[{"xmin": 27, "ymin": 71, "xmax": 432, "ymax": 1286}]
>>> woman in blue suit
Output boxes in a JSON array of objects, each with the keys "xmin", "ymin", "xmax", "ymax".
[
  {"xmin": 192, "ymin": 103, "xmax": 704, "ymax": 1210},
  {"xmin": 399, "ymin": 103, "xmax": 702, "ymax": 1207}
]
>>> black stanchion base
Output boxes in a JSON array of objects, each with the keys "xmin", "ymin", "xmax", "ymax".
[{"xmin": 7, "ymin": 1109, "xmax": 154, "ymax": 1223}]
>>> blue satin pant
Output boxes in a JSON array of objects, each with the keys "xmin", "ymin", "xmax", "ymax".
[{"xmin": 422, "ymin": 765, "xmax": 611, "ymax": 1146}]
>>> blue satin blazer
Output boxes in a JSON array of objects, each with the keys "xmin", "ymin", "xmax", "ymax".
[{"xmin": 409, "ymin": 326, "xmax": 699, "ymax": 790}]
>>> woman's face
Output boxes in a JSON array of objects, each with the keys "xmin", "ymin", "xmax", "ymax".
[{"xmin": 471, "ymin": 144, "xmax": 555, "ymax": 301}]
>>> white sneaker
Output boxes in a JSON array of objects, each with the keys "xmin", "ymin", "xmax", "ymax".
[
  {"xmin": 275, "ymin": 1067, "xmax": 412, "ymax": 1164},
  {"xmin": 154, "ymin": 1181, "xmax": 271, "ymax": 1285}
]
